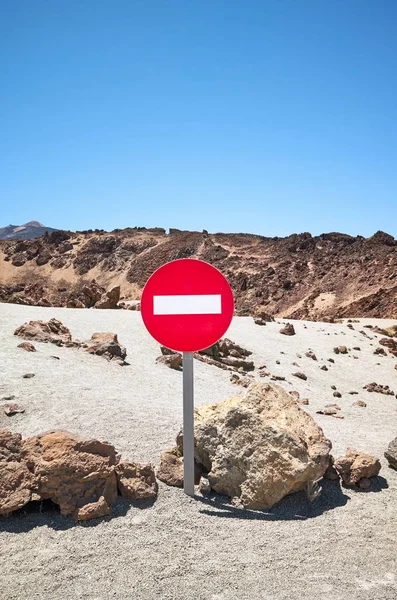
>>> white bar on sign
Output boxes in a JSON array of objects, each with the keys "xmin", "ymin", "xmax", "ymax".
[{"xmin": 153, "ymin": 294, "xmax": 222, "ymax": 315}]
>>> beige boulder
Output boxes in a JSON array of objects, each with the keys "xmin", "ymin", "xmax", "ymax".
[{"xmin": 178, "ymin": 383, "xmax": 331, "ymax": 509}]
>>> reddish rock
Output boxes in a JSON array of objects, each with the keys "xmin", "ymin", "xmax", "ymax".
[
  {"xmin": 17, "ymin": 342, "xmax": 36, "ymax": 352},
  {"xmin": 95, "ymin": 286, "xmax": 121, "ymax": 309},
  {"xmin": 14, "ymin": 318, "xmax": 74, "ymax": 347},
  {"xmin": 84, "ymin": 332, "xmax": 127, "ymax": 364},
  {"xmin": 280, "ymin": 323, "xmax": 295, "ymax": 336},
  {"xmin": 156, "ymin": 354, "xmax": 182, "ymax": 370},
  {"xmin": 379, "ymin": 337, "xmax": 397, "ymax": 357},
  {"xmin": 364, "ymin": 382, "xmax": 395, "ymax": 396},
  {"xmin": 4, "ymin": 404, "xmax": 25, "ymax": 416},
  {"xmin": 334, "ymin": 449, "xmax": 381, "ymax": 487},
  {"xmin": 0, "ymin": 430, "xmax": 157, "ymax": 521},
  {"xmin": 157, "ymin": 448, "xmax": 202, "ymax": 488},
  {"xmin": 116, "ymin": 461, "xmax": 157, "ymax": 500}
]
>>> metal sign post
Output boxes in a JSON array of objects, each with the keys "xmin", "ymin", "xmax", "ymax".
[{"xmin": 182, "ymin": 352, "xmax": 195, "ymax": 496}]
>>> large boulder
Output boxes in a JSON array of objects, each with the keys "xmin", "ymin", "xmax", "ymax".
[
  {"xmin": 14, "ymin": 318, "xmax": 75, "ymax": 347},
  {"xmin": 384, "ymin": 438, "xmax": 397, "ymax": 470},
  {"xmin": 95, "ymin": 286, "xmax": 121, "ymax": 309},
  {"xmin": 83, "ymin": 332, "xmax": 127, "ymax": 364},
  {"xmin": 177, "ymin": 383, "xmax": 331, "ymax": 509},
  {"xmin": 0, "ymin": 430, "xmax": 157, "ymax": 521}
]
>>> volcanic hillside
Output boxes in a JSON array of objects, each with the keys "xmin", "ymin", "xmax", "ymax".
[{"xmin": 0, "ymin": 227, "xmax": 396, "ymax": 320}]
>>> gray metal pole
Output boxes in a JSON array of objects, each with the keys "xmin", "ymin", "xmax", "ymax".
[{"xmin": 182, "ymin": 352, "xmax": 195, "ymax": 496}]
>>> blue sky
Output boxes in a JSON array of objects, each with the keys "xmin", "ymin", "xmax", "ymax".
[{"xmin": 1, "ymin": 0, "xmax": 396, "ymax": 237}]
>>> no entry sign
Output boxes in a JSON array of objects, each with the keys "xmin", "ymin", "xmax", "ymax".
[
  {"xmin": 141, "ymin": 258, "xmax": 234, "ymax": 497},
  {"xmin": 141, "ymin": 259, "xmax": 234, "ymax": 352}
]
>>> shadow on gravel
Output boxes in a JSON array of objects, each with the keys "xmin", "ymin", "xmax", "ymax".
[
  {"xmin": 0, "ymin": 496, "xmax": 155, "ymax": 533},
  {"xmin": 196, "ymin": 480, "xmax": 351, "ymax": 521}
]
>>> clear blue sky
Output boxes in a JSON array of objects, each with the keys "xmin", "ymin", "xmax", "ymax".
[{"xmin": 1, "ymin": 0, "xmax": 396, "ymax": 237}]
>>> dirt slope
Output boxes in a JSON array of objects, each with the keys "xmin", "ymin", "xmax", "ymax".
[{"xmin": 0, "ymin": 227, "xmax": 396, "ymax": 320}]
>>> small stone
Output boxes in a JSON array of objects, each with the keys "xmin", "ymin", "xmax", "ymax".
[
  {"xmin": 51, "ymin": 356, "xmax": 60, "ymax": 360},
  {"xmin": 280, "ymin": 323, "xmax": 295, "ymax": 336},
  {"xmin": 289, "ymin": 391, "xmax": 300, "ymax": 400},
  {"xmin": 353, "ymin": 401, "xmax": 367, "ymax": 408},
  {"xmin": 17, "ymin": 342, "xmax": 36, "ymax": 352},
  {"xmin": 349, "ymin": 391, "xmax": 358, "ymax": 395},
  {"xmin": 331, "ymin": 385, "xmax": 336, "ymax": 390},
  {"xmin": 320, "ymin": 365, "xmax": 328, "ymax": 371},
  {"xmin": 22, "ymin": 373, "xmax": 35, "ymax": 379},
  {"xmin": 317, "ymin": 407, "xmax": 338, "ymax": 416},
  {"xmin": 199, "ymin": 476, "xmax": 211, "ymax": 495},
  {"xmin": 305, "ymin": 351, "xmax": 317, "ymax": 361},
  {"xmin": 325, "ymin": 403, "xmax": 341, "ymax": 410},
  {"xmin": 328, "ymin": 358, "xmax": 335, "ymax": 363},
  {"xmin": 299, "ymin": 398, "xmax": 309, "ymax": 405},
  {"xmin": 353, "ymin": 347, "xmax": 361, "ymax": 351},
  {"xmin": 333, "ymin": 391, "xmax": 342, "ymax": 398},
  {"xmin": 292, "ymin": 372, "xmax": 307, "ymax": 381},
  {"xmin": 4, "ymin": 403, "xmax": 25, "ymax": 416}
]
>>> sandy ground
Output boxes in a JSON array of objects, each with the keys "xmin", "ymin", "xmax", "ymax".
[{"xmin": 0, "ymin": 303, "xmax": 396, "ymax": 600}]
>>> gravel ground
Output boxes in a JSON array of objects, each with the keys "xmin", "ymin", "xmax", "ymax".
[{"xmin": 0, "ymin": 303, "xmax": 396, "ymax": 600}]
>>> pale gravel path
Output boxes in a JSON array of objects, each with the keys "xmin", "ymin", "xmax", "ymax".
[{"xmin": 0, "ymin": 303, "xmax": 396, "ymax": 600}]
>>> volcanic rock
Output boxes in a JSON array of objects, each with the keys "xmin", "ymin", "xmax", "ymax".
[
  {"xmin": 95, "ymin": 286, "xmax": 121, "ymax": 309},
  {"xmin": 379, "ymin": 337, "xmax": 397, "ymax": 357},
  {"xmin": 157, "ymin": 447, "xmax": 201, "ymax": 487},
  {"xmin": 156, "ymin": 354, "xmax": 182, "ymax": 370},
  {"xmin": 334, "ymin": 449, "xmax": 381, "ymax": 487},
  {"xmin": 176, "ymin": 383, "xmax": 331, "ymax": 509},
  {"xmin": 115, "ymin": 461, "xmax": 158, "ymax": 500},
  {"xmin": 0, "ymin": 430, "xmax": 157, "ymax": 521},
  {"xmin": 17, "ymin": 342, "xmax": 36, "ymax": 352},
  {"xmin": 14, "ymin": 318, "xmax": 74, "ymax": 347},
  {"xmin": 293, "ymin": 372, "xmax": 307, "ymax": 381},
  {"xmin": 280, "ymin": 323, "xmax": 295, "ymax": 336},
  {"xmin": 363, "ymin": 382, "xmax": 395, "ymax": 396},
  {"xmin": 384, "ymin": 438, "xmax": 397, "ymax": 470},
  {"xmin": 84, "ymin": 332, "xmax": 127, "ymax": 364},
  {"xmin": 4, "ymin": 404, "xmax": 25, "ymax": 416}
]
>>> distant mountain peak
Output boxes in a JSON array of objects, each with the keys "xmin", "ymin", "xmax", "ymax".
[
  {"xmin": 0, "ymin": 221, "xmax": 57, "ymax": 241},
  {"xmin": 22, "ymin": 220, "xmax": 45, "ymax": 228}
]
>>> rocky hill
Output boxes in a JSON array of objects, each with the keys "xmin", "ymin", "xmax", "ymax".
[
  {"xmin": 0, "ymin": 227, "xmax": 396, "ymax": 320},
  {"xmin": 0, "ymin": 221, "xmax": 58, "ymax": 241}
]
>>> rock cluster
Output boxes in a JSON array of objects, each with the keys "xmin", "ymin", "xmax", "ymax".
[
  {"xmin": 194, "ymin": 338, "xmax": 254, "ymax": 372},
  {"xmin": 0, "ymin": 430, "xmax": 157, "ymax": 521},
  {"xmin": 14, "ymin": 319, "xmax": 127, "ymax": 365},
  {"xmin": 156, "ymin": 339, "xmax": 254, "ymax": 373},
  {"xmin": 363, "ymin": 382, "xmax": 395, "ymax": 396}
]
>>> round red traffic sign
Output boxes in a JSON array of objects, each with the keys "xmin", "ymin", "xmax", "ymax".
[{"xmin": 141, "ymin": 259, "xmax": 234, "ymax": 352}]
